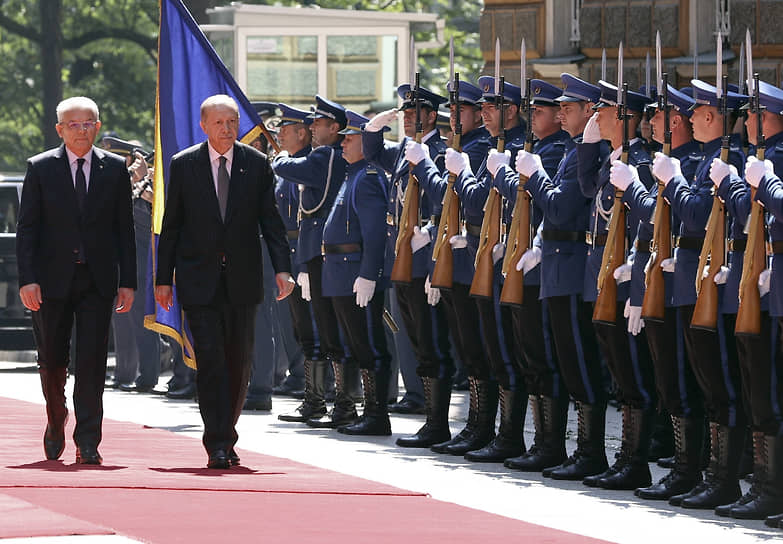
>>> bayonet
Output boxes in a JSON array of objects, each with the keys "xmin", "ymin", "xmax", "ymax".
[
  {"xmin": 716, "ymin": 34, "xmax": 723, "ymax": 100},
  {"xmin": 448, "ymin": 37, "xmax": 454, "ymax": 89},
  {"xmin": 738, "ymin": 41, "xmax": 746, "ymax": 94},
  {"xmin": 601, "ymin": 48, "xmax": 607, "ymax": 82},
  {"xmin": 494, "ymin": 38, "xmax": 501, "ymax": 97},
  {"xmin": 521, "ymin": 38, "xmax": 527, "ymax": 103},
  {"xmin": 745, "ymin": 29, "xmax": 754, "ymax": 97},
  {"xmin": 617, "ymin": 42, "xmax": 624, "ymax": 112},
  {"xmin": 656, "ymin": 31, "xmax": 663, "ymax": 94},
  {"xmin": 645, "ymin": 52, "xmax": 651, "ymax": 98}
]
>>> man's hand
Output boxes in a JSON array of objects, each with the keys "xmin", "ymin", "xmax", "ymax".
[
  {"xmin": 660, "ymin": 257, "xmax": 676, "ymax": 273},
  {"xmin": 353, "ymin": 277, "xmax": 376, "ymax": 308},
  {"xmin": 652, "ymin": 152, "xmax": 682, "ymax": 186},
  {"xmin": 449, "ymin": 234, "xmax": 468, "ymax": 249},
  {"xmin": 445, "ymin": 148, "xmax": 470, "ymax": 177},
  {"xmin": 155, "ymin": 285, "xmax": 173, "ymax": 311},
  {"xmin": 759, "ymin": 269, "xmax": 771, "ymax": 297},
  {"xmin": 19, "ymin": 283, "xmax": 42, "ymax": 312},
  {"xmin": 424, "ymin": 276, "xmax": 441, "ymax": 306},
  {"xmin": 296, "ymin": 272, "xmax": 311, "ymax": 301},
  {"xmin": 276, "ymin": 272, "xmax": 295, "ymax": 301},
  {"xmin": 404, "ymin": 141, "xmax": 429, "ymax": 166},
  {"xmin": 492, "ymin": 242, "xmax": 505, "ymax": 264},
  {"xmin": 365, "ymin": 109, "xmax": 398, "ymax": 132},
  {"xmin": 705, "ymin": 265, "xmax": 730, "ymax": 285},
  {"xmin": 624, "ymin": 300, "xmax": 645, "ymax": 336},
  {"xmin": 515, "ymin": 247, "xmax": 542, "ymax": 273},
  {"xmin": 487, "ymin": 149, "xmax": 510, "ymax": 177},
  {"xmin": 610, "ymin": 160, "xmax": 639, "ymax": 192},
  {"xmin": 115, "ymin": 288, "xmax": 134, "ymax": 313},
  {"xmin": 582, "ymin": 113, "xmax": 601, "ymax": 143},
  {"xmin": 515, "ymin": 150, "xmax": 543, "ymax": 178},
  {"xmin": 411, "ymin": 225, "xmax": 431, "ymax": 253},
  {"xmin": 709, "ymin": 158, "xmax": 737, "ymax": 188},
  {"xmin": 745, "ymin": 156, "xmax": 775, "ymax": 189},
  {"xmin": 128, "ymin": 151, "xmax": 149, "ymax": 184},
  {"xmin": 613, "ymin": 263, "xmax": 632, "ymax": 284}
]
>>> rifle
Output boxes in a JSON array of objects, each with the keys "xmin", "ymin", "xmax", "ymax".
[
  {"xmin": 593, "ymin": 45, "xmax": 628, "ymax": 325},
  {"xmin": 736, "ymin": 32, "xmax": 765, "ymax": 336},
  {"xmin": 431, "ymin": 40, "xmax": 461, "ymax": 290},
  {"xmin": 500, "ymin": 38, "xmax": 532, "ymax": 307},
  {"xmin": 470, "ymin": 38, "xmax": 504, "ymax": 299},
  {"xmin": 641, "ymin": 32, "xmax": 671, "ymax": 322},
  {"xmin": 390, "ymin": 71, "xmax": 423, "ymax": 285},
  {"xmin": 692, "ymin": 35, "xmax": 728, "ymax": 331}
]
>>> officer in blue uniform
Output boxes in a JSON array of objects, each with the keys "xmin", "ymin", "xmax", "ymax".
[
  {"xmin": 484, "ymin": 79, "xmax": 568, "ymax": 464},
  {"xmin": 652, "ymin": 79, "xmax": 748, "ymax": 509},
  {"xmin": 399, "ymin": 80, "xmax": 491, "ymax": 448},
  {"xmin": 361, "ymin": 84, "xmax": 454, "ymax": 440},
  {"xmin": 436, "ymin": 77, "xmax": 525, "ymax": 460},
  {"xmin": 272, "ymin": 96, "xmax": 351, "ymax": 425},
  {"xmin": 507, "ymin": 74, "xmax": 603, "ymax": 473},
  {"xmin": 621, "ymin": 86, "xmax": 707, "ymax": 501},
  {"xmin": 313, "ymin": 110, "xmax": 394, "ymax": 436},
  {"xmin": 715, "ymin": 80, "xmax": 783, "ymax": 520}
]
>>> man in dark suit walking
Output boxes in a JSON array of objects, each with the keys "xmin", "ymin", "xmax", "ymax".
[
  {"xmin": 155, "ymin": 94, "xmax": 293, "ymax": 469},
  {"xmin": 17, "ymin": 96, "xmax": 137, "ymax": 465}
]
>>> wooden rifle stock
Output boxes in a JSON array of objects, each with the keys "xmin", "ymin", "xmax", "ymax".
[
  {"xmin": 593, "ymin": 189, "xmax": 626, "ymax": 324},
  {"xmin": 430, "ymin": 179, "xmax": 459, "ymax": 289},
  {"xmin": 735, "ymin": 188, "xmax": 765, "ymax": 336},
  {"xmin": 470, "ymin": 188, "xmax": 501, "ymax": 298},
  {"xmin": 390, "ymin": 173, "xmax": 419, "ymax": 284},
  {"xmin": 499, "ymin": 176, "xmax": 530, "ymax": 306},
  {"xmin": 691, "ymin": 192, "xmax": 725, "ymax": 331},
  {"xmin": 641, "ymin": 180, "xmax": 671, "ymax": 321}
]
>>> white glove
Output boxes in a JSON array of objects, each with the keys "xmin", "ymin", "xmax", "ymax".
[
  {"xmin": 296, "ymin": 272, "xmax": 311, "ymax": 302},
  {"xmin": 613, "ymin": 263, "xmax": 632, "ymax": 284},
  {"xmin": 759, "ymin": 269, "xmax": 771, "ymax": 297},
  {"xmin": 272, "ymin": 149, "xmax": 290, "ymax": 163},
  {"xmin": 703, "ymin": 265, "xmax": 730, "ymax": 285},
  {"xmin": 745, "ymin": 156, "xmax": 775, "ymax": 189},
  {"xmin": 624, "ymin": 300, "xmax": 645, "ymax": 336},
  {"xmin": 660, "ymin": 257, "xmax": 676, "ymax": 273},
  {"xmin": 515, "ymin": 246, "xmax": 542, "ymax": 273},
  {"xmin": 353, "ymin": 277, "xmax": 376, "ymax": 308},
  {"xmin": 365, "ymin": 108, "xmax": 398, "ymax": 132},
  {"xmin": 411, "ymin": 225, "xmax": 431, "ymax": 253},
  {"xmin": 445, "ymin": 148, "xmax": 471, "ymax": 177},
  {"xmin": 487, "ymin": 149, "xmax": 511, "ymax": 177},
  {"xmin": 449, "ymin": 234, "xmax": 468, "ymax": 249},
  {"xmin": 609, "ymin": 161, "xmax": 639, "ymax": 192},
  {"xmin": 404, "ymin": 140, "xmax": 429, "ymax": 166},
  {"xmin": 492, "ymin": 243, "xmax": 505, "ymax": 264},
  {"xmin": 709, "ymin": 158, "xmax": 737, "ymax": 188},
  {"xmin": 129, "ymin": 151, "xmax": 149, "ymax": 183},
  {"xmin": 652, "ymin": 152, "xmax": 682, "ymax": 186},
  {"xmin": 515, "ymin": 150, "xmax": 543, "ymax": 178},
  {"xmin": 583, "ymin": 112, "xmax": 601, "ymax": 143},
  {"xmin": 424, "ymin": 276, "xmax": 441, "ymax": 306}
]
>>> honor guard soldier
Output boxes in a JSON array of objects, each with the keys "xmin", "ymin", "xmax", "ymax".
[
  {"xmin": 361, "ymin": 84, "xmax": 455, "ymax": 445},
  {"xmin": 508, "ymin": 74, "xmax": 603, "ymax": 473},
  {"xmin": 715, "ymin": 80, "xmax": 783, "ymax": 521},
  {"xmin": 625, "ymin": 86, "xmax": 707, "ymax": 502},
  {"xmin": 439, "ymin": 76, "xmax": 526, "ymax": 461},
  {"xmin": 490, "ymin": 78, "xmax": 568, "ymax": 464},
  {"xmin": 652, "ymin": 79, "xmax": 748, "ymax": 509},
  {"xmin": 272, "ymin": 96, "xmax": 355, "ymax": 426},
  {"xmin": 403, "ymin": 80, "xmax": 491, "ymax": 448},
  {"xmin": 316, "ymin": 111, "xmax": 394, "ymax": 436}
]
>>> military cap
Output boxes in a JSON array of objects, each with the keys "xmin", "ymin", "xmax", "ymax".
[
  {"xmin": 477, "ymin": 76, "xmax": 522, "ymax": 106},
  {"xmin": 251, "ymin": 101, "xmax": 278, "ymax": 118},
  {"xmin": 556, "ymin": 74, "xmax": 601, "ymax": 103},
  {"xmin": 593, "ymin": 80, "xmax": 651, "ymax": 113},
  {"xmin": 639, "ymin": 86, "xmax": 657, "ymax": 101},
  {"xmin": 646, "ymin": 84, "xmax": 696, "ymax": 118},
  {"xmin": 689, "ymin": 79, "xmax": 748, "ymax": 111},
  {"xmin": 308, "ymin": 95, "xmax": 347, "ymax": 127},
  {"xmin": 397, "ymin": 84, "xmax": 448, "ymax": 111},
  {"xmin": 679, "ymin": 87, "xmax": 694, "ymax": 98},
  {"xmin": 275, "ymin": 103, "xmax": 313, "ymax": 127},
  {"xmin": 446, "ymin": 80, "xmax": 484, "ymax": 106},
  {"xmin": 529, "ymin": 79, "xmax": 563, "ymax": 107},
  {"xmin": 740, "ymin": 80, "xmax": 783, "ymax": 115}
]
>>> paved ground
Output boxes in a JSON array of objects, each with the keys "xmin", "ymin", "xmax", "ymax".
[{"xmin": 0, "ymin": 358, "xmax": 780, "ymax": 543}]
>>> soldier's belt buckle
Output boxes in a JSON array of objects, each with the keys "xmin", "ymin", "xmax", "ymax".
[{"xmin": 386, "ymin": 213, "xmax": 395, "ymax": 227}]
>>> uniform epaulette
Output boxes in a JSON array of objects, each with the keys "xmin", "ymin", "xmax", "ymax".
[{"xmin": 365, "ymin": 166, "xmax": 378, "ymax": 175}]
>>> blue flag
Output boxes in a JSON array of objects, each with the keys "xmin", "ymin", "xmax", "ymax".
[{"xmin": 145, "ymin": 0, "xmax": 263, "ymax": 368}]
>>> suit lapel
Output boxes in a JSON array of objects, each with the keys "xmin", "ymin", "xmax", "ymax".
[
  {"xmin": 197, "ymin": 142, "xmax": 223, "ymax": 222},
  {"xmin": 224, "ymin": 142, "xmax": 245, "ymax": 225}
]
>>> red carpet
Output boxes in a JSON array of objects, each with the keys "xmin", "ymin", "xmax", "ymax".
[{"xmin": 0, "ymin": 396, "xmax": 613, "ymax": 543}]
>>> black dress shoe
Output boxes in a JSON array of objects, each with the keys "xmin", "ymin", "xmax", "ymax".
[
  {"xmin": 207, "ymin": 449, "xmax": 230, "ymax": 469},
  {"xmin": 388, "ymin": 398, "xmax": 425, "ymax": 415},
  {"xmin": 75, "ymin": 447, "xmax": 102, "ymax": 465},
  {"xmin": 166, "ymin": 383, "xmax": 197, "ymax": 400},
  {"xmin": 228, "ymin": 449, "xmax": 240, "ymax": 466},
  {"xmin": 119, "ymin": 382, "xmax": 154, "ymax": 393},
  {"xmin": 243, "ymin": 395, "xmax": 272, "ymax": 411},
  {"xmin": 151, "ymin": 384, "xmax": 170, "ymax": 395},
  {"xmin": 272, "ymin": 381, "xmax": 305, "ymax": 397}
]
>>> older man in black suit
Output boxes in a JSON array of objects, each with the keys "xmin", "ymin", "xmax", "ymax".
[
  {"xmin": 156, "ymin": 94, "xmax": 293, "ymax": 469},
  {"xmin": 17, "ymin": 96, "xmax": 137, "ymax": 465}
]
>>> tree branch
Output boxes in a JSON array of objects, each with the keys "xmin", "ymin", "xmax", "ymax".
[
  {"xmin": 0, "ymin": 11, "xmax": 41, "ymax": 42},
  {"xmin": 64, "ymin": 28, "xmax": 156, "ymax": 53}
]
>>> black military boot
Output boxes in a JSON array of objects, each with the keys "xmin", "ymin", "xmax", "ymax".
[
  {"xmin": 39, "ymin": 366, "xmax": 68, "ymax": 460},
  {"xmin": 589, "ymin": 406, "xmax": 652, "ymax": 490},
  {"xmin": 546, "ymin": 402, "xmax": 608, "ymax": 480},
  {"xmin": 678, "ymin": 422, "xmax": 743, "ymax": 509},
  {"xmin": 718, "ymin": 433, "xmax": 783, "ymax": 519},
  {"xmin": 505, "ymin": 395, "xmax": 568, "ymax": 471},
  {"xmin": 396, "ymin": 376, "xmax": 452, "ymax": 447},
  {"xmin": 464, "ymin": 387, "xmax": 525, "ymax": 462},
  {"xmin": 648, "ymin": 408, "xmax": 675, "ymax": 462},
  {"xmin": 306, "ymin": 360, "xmax": 359, "ymax": 428},
  {"xmin": 278, "ymin": 359, "xmax": 328, "ymax": 422},
  {"xmin": 431, "ymin": 377, "xmax": 497, "ymax": 455},
  {"xmin": 765, "ymin": 513, "xmax": 783, "ymax": 529},
  {"xmin": 636, "ymin": 415, "xmax": 704, "ymax": 500},
  {"xmin": 338, "ymin": 369, "xmax": 391, "ymax": 436}
]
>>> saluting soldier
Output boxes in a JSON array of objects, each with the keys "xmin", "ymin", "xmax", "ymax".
[
  {"xmin": 508, "ymin": 74, "xmax": 603, "ymax": 473},
  {"xmin": 652, "ymin": 79, "xmax": 747, "ymax": 509},
  {"xmin": 401, "ymin": 80, "xmax": 491, "ymax": 448},
  {"xmin": 361, "ymin": 85, "xmax": 454, "ymax": 445},
  {"xmin": 272, "ymin": 96, "xmax": 356, "ymax": 427}
]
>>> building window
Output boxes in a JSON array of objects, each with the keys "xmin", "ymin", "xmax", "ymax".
[
  {"xmin": 245, "ymin": 35, "xmax": 318, "ymax": 105},
  {"xmin": 570, "ymin": 0, "xmax": 582, "ymax": 46}
]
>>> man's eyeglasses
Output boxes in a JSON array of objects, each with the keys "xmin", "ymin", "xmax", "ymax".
[{"xmin": 63, "ymin": 121, "xmax": 97, "ymax": 131}]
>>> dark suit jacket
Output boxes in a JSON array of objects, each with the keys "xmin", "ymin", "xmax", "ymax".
[
  {"xmin": 16, "ymin": 145, "xmax": 137, "ymax": 299},
  {"xmin": 156, "ymin": 141, "xmax": 291, "ymax": 307}
]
